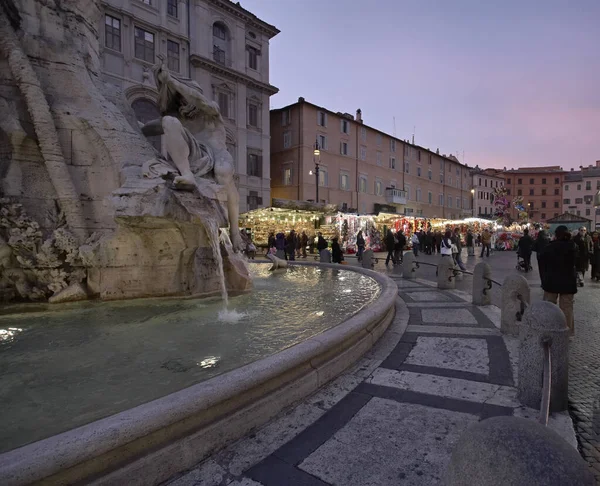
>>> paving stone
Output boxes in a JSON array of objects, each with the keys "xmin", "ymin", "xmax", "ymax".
[
  {"xmin": 421, "ymin": 308, "xmax": 478, "ymax": 325},
  {"xmin": 298, "ymin": 397, "xmax": 478, "ymax": 486},
  {"xmin": 404, "ymin": 336, "xmax": 489, "ymax": 374},
  {"xmin": 227, "ymin": 478, "xmax": 265, "ymax": 486},
  {"xmin": 367, "ymin": 368, "xmax": 519, "ymax": 407},
  {"xmin": 167, "ymin": 460, "xmax": 226, "ymax": 486},
  {"xmin": 405, "ymin": 291, "xmax": 452, "ymax": 302}
]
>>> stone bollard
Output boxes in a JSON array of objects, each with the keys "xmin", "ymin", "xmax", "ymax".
[
  {"xmin": 519, "ymin": 301, "xmax": 569, "ymax": 412},
  {"xmin": 437, "ymin": 258, "xmax": 455, "ymax": 289},
  {"xmin": 444, "ymin": 416, "xmax": 595, "ymax": 486},
  {"xmin": 319, "ymin": 249, "xmax": 331, "ymax": 263},
  {"xmin": 454, "ymin": 264, "xmax": 464, "ymax": 281},
  {"xmin": 361, "ymin": 249, "xmax": 374, "ymax": 269},
  {"xmin": 500, "ymin": 274, "xmax": 530, "ymax": 336},
  {"xmin": 402, "ymin": 251, "xmax": 416, "ymax": 279},
  {"xmin": 472, "ymin": 262, "xmax": 492, "ymax": 306}
]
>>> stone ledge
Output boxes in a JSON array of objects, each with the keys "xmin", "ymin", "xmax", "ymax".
[{"xmin": 0, "ymin": 263, "xmax": 396, "ymax": 486}]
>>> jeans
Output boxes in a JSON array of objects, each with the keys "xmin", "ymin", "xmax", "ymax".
[
  {"xmin": 385, "ymin": 250, "xmax": 395, "ymax": 265},
  {"xmin": 394, "ymin": 248, "xmax": 402, "ymax": 264},
  {"xmin": 455, "ymin": 251, "xmax": 466, "ymax": 271},
  {"xmin": 413, "ymin": 246, "xmax": 419, "ymax": 257},
  {"xmin": 480, "ymin": 244, "xmax": 491, "ymax": 257},
  {"xmin": 357, "ymin": 245, "xmax": 364, "ymax": 261},
  {"xmin": 543, "ymin": 292, "xmax": 574, "ymax": 335}
]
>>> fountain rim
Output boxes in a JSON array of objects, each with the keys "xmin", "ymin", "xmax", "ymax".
[{"xmin": 0, "ymin": 262, "xmax": 397, "ymax": 486}]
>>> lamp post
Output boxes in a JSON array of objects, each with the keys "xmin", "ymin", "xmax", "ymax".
[
  {"xmin": 470, "ymin": 188, "xmax": 475, "ymax": 217},
  {"xmin": 309, "ymin": 139, "xmax": 321, "ymax": 203}
]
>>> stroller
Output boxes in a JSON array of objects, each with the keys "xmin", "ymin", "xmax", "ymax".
[{"xmin": 516, "ymin": 252, "xmax": 532, "ymax": 272}]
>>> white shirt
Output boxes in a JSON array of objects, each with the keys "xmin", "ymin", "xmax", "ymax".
[{"xmin": 441, "ymin": 238, "xmax": 453, "ymax": 256}]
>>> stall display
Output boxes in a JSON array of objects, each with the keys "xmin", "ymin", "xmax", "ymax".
[
  {"xmin": 239, "ymin": 208, "xmax": 323, "ymax": 246},
  {"xmin": 493, "ymin": 186, "xmax": 512, "ymax": 226},
  {"xmin": 495, "ymin": 232, "xmax": 522, "ymax": 251}
]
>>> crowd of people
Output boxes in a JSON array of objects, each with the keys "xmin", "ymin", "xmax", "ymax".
[{"xmin": 381, "ymin": 227, "xmax": 497, "ymax": 270}]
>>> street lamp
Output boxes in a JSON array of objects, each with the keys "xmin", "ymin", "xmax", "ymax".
[
  {"xmin": 309, "ymin": 139, "xmax": 321, "ymax": 203},
  {"xmin": 470, "ymin": 188, "xmax": 475, "ymax": 217}
]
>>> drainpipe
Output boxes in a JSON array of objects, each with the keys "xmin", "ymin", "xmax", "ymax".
[
  {"xmin": 187, "ymin": 0, "xmax": 191, "ymax": 76},
  {"xmin": 355, "ymin": 123, "xmax": 359, "ymax": 213},
  {"xmin": 298, "ymin": 103, "xmax": 303, "ymax": 201}
]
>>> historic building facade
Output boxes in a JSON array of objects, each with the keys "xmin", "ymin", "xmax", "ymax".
[
  {"xmin": 270, "ymin": 99, "xmax": 473, "ymax": 219},
  {"xmin": 563, "ymin": 161, "xmax": 600, "ymax": 227},
  {"xmin": 502, "ymin": 167, "xmax": 565, "ymax": 222},
  {"xmin": 471, "ymin": 168, "xmax": 505, "ymax": 219},
  {"xmin": 99, "ymin": 0, "xmax": 279, "ymax": 213}
]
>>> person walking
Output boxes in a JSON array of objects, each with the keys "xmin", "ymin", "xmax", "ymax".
[
  {"xmin": 466, "ymin": 229, "xmax": 474, "ymax": 256},
  {"xmin": 452, "ymin": 228, "xmax": 467, "ymax": 271},
  {"xmin": 573, "ymin": 227, "xmax": 592, "ymax": 285},
  {"xmin": 316, "ymin": 232, "xmax": 328, "ymax": 256},
  {"xmin": 532, "ymin": 229, "xmax": 550, "ymax": 281},
  {"xmin": 275, "ymin": 232, "xmax": 286, "ymax": 260},
  {"xmin": 385, "ymin": 230, "xmax": 396, "ymax": 265},
  {"xmin": 300, "ymin": 231, "xmax": 309, "ymax": 259},
  {"xmin": 285, "ymin": 230, "xmax": 297, "ymax": 261},
  {"xmin": 331, "ymin": 236, "xmax": 343, "ymax": 264},
  {"xmin": 440, "ymin": 230, "xmax": 453, "ymax": 258},
  {"xmin": 517, "ymin": 228, "xmax": 534, "ymax": 272},
  {"xmin": 434, "ymin": 230, "xmax": 442, "ymax": 254},
  {"xmin": 356, "ymin": 230, "xmax": 365, "ymax": 262},
  {"xmin": 480, "ymin": 229, "xmax": 492, "ymax": 257},
  {"xmin": 539, "ymin": 225, "xmax": 577, "ymax": 337},
  {"xmin": 394, "ymin": 230, "xmax": 406, "ymax": 265},
  {"xmin": 267, "ymin": 231, "xmax": 276, "ymax": 251},
  {"xmin": 411, "ymin": 232, "xmax": 420, "ymax": 257},
  {"xmin": 425, "ymin": 230, "xmax": 433, "ymax": 255},
  {"xmin": 590, "ymin": 231, "xmax": 600, "ymax": 282}
]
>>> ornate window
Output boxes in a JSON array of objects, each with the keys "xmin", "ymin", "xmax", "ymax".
[
  {"xmin": 167, "ymin": 40, "xmax": 180, "ymax": 72},
  {"xmin": 134, "ymin": 27, "xmax": 155, "ymax": 63},
  {"xmin": 213, "ymin": 22, "xmax": 229, "ymax": 66},
  {"xmin": 105, "ymin": 15, "xmax": 121, "ymax": 51},
  {"xmin": 167, "ymin": 0, "xmax": 177, "ymax": 17}
]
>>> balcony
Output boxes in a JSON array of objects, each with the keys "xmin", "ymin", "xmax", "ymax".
[{"xmin": 385, "ymin": 188, "xmax": 407, "ymax": 205}]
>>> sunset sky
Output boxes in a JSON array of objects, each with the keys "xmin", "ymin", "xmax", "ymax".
[{"xmin": 240, "ymin": 0, "xmax": 599, "ymax": 170}]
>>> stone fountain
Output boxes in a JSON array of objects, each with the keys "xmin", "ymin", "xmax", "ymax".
[{"xmin": 0, "ymin": 0, "xmax": 250, "ymax": 304}]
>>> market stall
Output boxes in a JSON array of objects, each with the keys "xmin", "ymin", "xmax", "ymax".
[{"xmin": 239, "ymin": 207, "xmax": 324, "ymax": 246}]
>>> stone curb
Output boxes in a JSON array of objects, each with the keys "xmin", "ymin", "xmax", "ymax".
[{"xmin": 0, "ymin": 263, "xmax": 396, "ymax": 486}]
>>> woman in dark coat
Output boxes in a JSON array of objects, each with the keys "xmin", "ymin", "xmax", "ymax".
[
  {"xmin": 331, "ymin": 237, "xmax": 343, "ymax": 264},
  {"xmin": 591, "ymin": 231, "xmax": 600, "ymax": 281},
  {"xmin": 539, "ymin": 225, "xmax": 577, "ymax": 336},
  {"xmin": 573, "ymin": 227, "xmax": 591, "ymax": 278},
  {"xmin": 532, "ymin": 230, "xmax": 550, "ymax": 281}
]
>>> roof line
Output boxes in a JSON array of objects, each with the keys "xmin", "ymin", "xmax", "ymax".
[{"xmin": 272, "ymin": 98, "xmax": 471, "ymax": 169}]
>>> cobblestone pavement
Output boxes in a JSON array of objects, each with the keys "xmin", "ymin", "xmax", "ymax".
[
  {"xmin": 349, "ymin": 249, "xmax": 600, "ymax": 482},
  {"xmin": 164, "ymin": 252, "xmax": 584, "ymax": 486}
]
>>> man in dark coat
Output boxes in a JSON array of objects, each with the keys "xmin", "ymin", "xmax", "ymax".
[
  {"xmin": 316, "ymin": 232, "xmax": 328, "ymax": 253},
  {"xmin": 517, "ymin": 228, "xmax": 534, "ymax": 272},
  {"xmin": 331, "ymin": 237, "xmax": 343, "ymax": 263},
  {"xmin": 532, "ymin": 230, "xmax": 550, "ymax": 281},
  {"xmin": 394, "ymin": 230, "xmax": 407, "ymax": 265},
  {"xmin": 285, "ymin": 230, "xmax": 297, "ymax": 261},
  {"xmin": 539, "ymin": 225, "xmax": 577, "ymax": 336}
]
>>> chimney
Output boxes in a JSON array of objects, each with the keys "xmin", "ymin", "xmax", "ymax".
[{"xmin": 356, "ymin": 108, "xmax": 362, "ymax": 123}]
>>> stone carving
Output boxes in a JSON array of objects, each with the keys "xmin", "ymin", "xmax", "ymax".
[
  {"xmin": 138, "ymin": 57, "xmax": 243, "ymax": 251},
  {"xmin": 265, "ymin": 253, "xmax": 288, "ymax": 271},
  {"xmin": 0, "ymin": 198, "xmax": 86, "ymax": 301},
  {"xmin": 0, "ymin": 1, "xmax": 250, "ymax": 303}
]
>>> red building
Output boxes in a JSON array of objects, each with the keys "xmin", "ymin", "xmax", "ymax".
[{"xmin": 502, "ymin": 166, "xmax": 565, "ymax": 223}]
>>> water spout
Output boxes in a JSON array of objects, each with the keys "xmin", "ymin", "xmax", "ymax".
[{"xmin": 204, "ymin": 219, "xmax": 228, "ymax": 307}]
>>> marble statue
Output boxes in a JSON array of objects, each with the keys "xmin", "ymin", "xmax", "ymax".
[
  {"xmin": 0, "ymin": 1, "xmax": 251, "ymax": 303},
  {"xmin": 265, "ymin": 253, "xmax": 288, "ymax": 271},
  {"xmin": 139, "ymin": 57, "xmax": 243, "ymax": 251}
]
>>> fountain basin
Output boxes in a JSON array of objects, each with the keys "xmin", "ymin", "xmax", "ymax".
[{"xmin": 0, "ymin": 263, "xmax": 396, "ymax": 486}]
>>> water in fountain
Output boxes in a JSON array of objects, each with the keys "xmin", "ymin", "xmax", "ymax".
[{"xmin": 204, "ymin": 220, "xmax": 248, "ymax": 322}]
